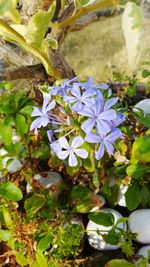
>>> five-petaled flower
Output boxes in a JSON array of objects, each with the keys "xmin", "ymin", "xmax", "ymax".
[
  {"xmin": 78, "ymin": 96, "xmax": 118, "ymax": 136},
  {"xmin": 30, "ymin": 94, "xmax": 55, "ymax": 134},
  {"xmin": 56, "ymin": 136, "xmax": 88, "ymax": 167},
  {"xmin": 64, "ymin": 84, "xmax": 96, "ymax": 112},
  {"xmin": 85, "ymin": 128, "xmax": 122, "ymax": 160}
]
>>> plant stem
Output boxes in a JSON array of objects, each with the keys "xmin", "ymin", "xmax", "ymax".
[
  {"xmin": 0, "ymin": 19, "xmax": 60, "ymax": 79},
  {"xmin": 56, "ymin": 0, "xmax": 116, "ymax": 29}
]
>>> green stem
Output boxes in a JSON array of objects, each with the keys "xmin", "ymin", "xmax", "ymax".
[
  {"xmin": 0, "ymin": 19, "xmax": 60, "ymax": 79},
  {"xmin": 55, "ymin": 0, "xmax": 116, "ymax": 29}
]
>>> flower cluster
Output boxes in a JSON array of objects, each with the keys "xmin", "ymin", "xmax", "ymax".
[{"xmin": 30, "ymin": 77, "xmax": 125, "ymax": 167}]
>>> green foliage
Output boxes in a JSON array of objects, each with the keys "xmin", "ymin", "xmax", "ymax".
[
  {"xmin": 88, "ymin": 212, "xmax": 114, "ymax": 227},
  {"xmin": 24, "ymin": 3, "xmax": 56, "ymax": 48},
  {"xmin": 125, "ymin": 182, "xmax": 141, "ymax": 210},
  {"xmin": 131, "ymin": 135, "xmax": 150, "ymax": 163},
  {"xmin": 126, "ymin": 163, "xmax": 150, "ymax": 178},
  {"xmin": 0, "ymin": 0, "xmax": 20, "ymax": 23},
  {"xmin": 0, "ymin": 181, "xmax": 23, "ymax": 201},
  {"xmin": 25, "ymin": 194, "xmax": 46, "ymax": 222},
  {"xmin": 107, "ymin": 259, "xmax": 134, "ymax": 267}
]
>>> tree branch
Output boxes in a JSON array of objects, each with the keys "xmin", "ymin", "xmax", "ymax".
[{"xmin": 54, "ymin": 0, "xmax": 114, "ymax": 28}]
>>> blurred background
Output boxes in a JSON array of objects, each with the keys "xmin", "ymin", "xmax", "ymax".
[{"xmin": 61, "ymin": 11, "xmax": 150, "ymax": 82}]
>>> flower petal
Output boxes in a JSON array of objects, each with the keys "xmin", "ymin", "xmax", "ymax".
[
  {"xmin": 42, "ymin": 94, "xmax": 51, "ymax": 113},
  {"xmin": 98, "ymin": 109, "xmax": 117, "ymax": 121},
  {"xmin": 69, "ymin": 151, "xmax": 78, "ymax": 166},
  {"xmin": 74, "ymin": 148, "xmax": 88, "ymax": 158},
  {"xmin": 105, "ymin": 128, "xmax": 122, "ymax": 143},
  {"xmin": 50, "ymin": 141, "xmax": 62, "ymax": 153},
  {"xmin": 59, "ymin": 137, "xmax": 70, "ymax": 149},
  {"xmin": 57, "ymin": 150, "xmax": 70, "ymax": 160},
  {"xmin": 95, "ymin": 142, "xmax": 105, "ymax": 160},
  {"xmin": 85, "ymin": 132, "xmax": 101, "ymax": 143},
  {"xmin": 96, "ymin": 119, "xmax": 111, "ymax": 136},
  {"xmin": 47, "ymin": 130, "xmax": 53, "ymax": 142},
  {"xmin": 71, "ymin": 136, "xmax": 84, "ymax": 149},
  {"xmin": 45, "ymin": 100, "xmax": 56, "ymax": 113},
  {"xmin": 104, "ymin": 97, "xmax": 118, "ymax": 111},
  {"xmin": 104, "ymin": 140, "xmax": 114, "ymax": 155},
  {"xmin": 81, "ymin": 118, "xmax": 95, "ymax": 133},
  {"xmin": 71, "ymin": 85, "xmax": 81, "ymax": 98},
  {"xmin": 31, "ymin": 107, "xmax": 43, "ymax": 117},
  {"xmin": 72, "ymin": 101, "xmax": 83, "ymax": 112}
]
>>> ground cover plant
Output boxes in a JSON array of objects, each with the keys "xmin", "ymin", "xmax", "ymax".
[{"xmin": 0, "ymin": 0, "xmax": 150, "ymax": 266}]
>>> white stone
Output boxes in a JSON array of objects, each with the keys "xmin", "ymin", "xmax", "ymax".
[
  {"xmin": 136, "ymin": 245, "xmax": 150, "ymax": 267},
  {"xmin": 2, "ymin": 157, "xmax": 22, "ymax": 173},
  {"xmin": 86, "ymin": 208, "xmax": 126, "ymax": 250},
  {"xmin": 26, "ymin": 172, "xmax": 63, "ymax": 193},
  {"xmin": 128, "ymin": 209, "xmax": 150, "ymax": 244},
  {"xmin": 117, "ymin": 185, "xmax": 128, "ymax": 207},
  {"xmin": 133, "ymin": 99, "xmax": 150, "ymax": 115}
]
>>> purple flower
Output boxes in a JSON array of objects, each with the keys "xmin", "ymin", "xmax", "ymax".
[
  {"xmin": 85, "ymin": 128, "xmax": 122, "ymax": 160},
  {"xmin": 56, "ymin": 136, "xmax": 88, "ymax": 167},
  {"xmin": 64, "ymin": 84, "xmax": 96, "ymax": 112},
  {"xmin": 49, "ymin": 77, "xmax": 78, "ymax": 96},
  {"xmin": 77, "ymin": 77, "xmax": 109, "ymax": 92},
  {"xmin": 30, "ymin": 94, "xmax": 55, "ymax": 134},
  {"xmin": 111, "ymin": 113, "xmax": 125, "ymax": 128},
  {"xmin": 78, "ymin": 97, "xmax": 118, "ymax": 136}
]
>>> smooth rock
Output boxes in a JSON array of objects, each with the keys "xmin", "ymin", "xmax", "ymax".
[
  {"xmin": 133, "ymin": 99, "xmax": 150, "ymax": 115},
  {"xmin": 128, "ymin": 209, "xmax": 150, "ymax": 244},
  {"xmin": 136, "ymin": 245, "xmax": 150, "ymax": 267},
  {"xmin": 86, "ymin": 208, "xmax": 126, "ymax": 250},
  {"xmin": 117, "ymin": 184, "xmax": 128, "ymax": 207},
  {"xmin": 2, "ymin": 157, "xmax": 22, "ymax": 173},
  {"xmin": 26, "ymin": 172, "xmax": 63, "ymax": 193}
]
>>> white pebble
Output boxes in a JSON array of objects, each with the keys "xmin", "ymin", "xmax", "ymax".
[
  {"xmin": 128, "ymin": 209, "xmax": 150, "ymax": 244},
  {"xmin": 86, "ymin": 208, "xmax": 126, "ymax": 250},
  {"xmin": 133, "ymin": 99, "xmax": 150, "ymax": 115}
]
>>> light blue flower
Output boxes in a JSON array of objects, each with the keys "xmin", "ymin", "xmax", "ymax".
[
  {"xmin": 78, "ymin": 97, "xmax": 118, "ymax": 135},
  {"xmin": 56, "ymin": 136, "xmax": 88, "ymax": 167},
  {"xmin": 64, "ymin": 84, "xmax": 96, "ymax": 112},
  {"xmin": 30, "ymin": 94, "xmax": 56, "ymax": 134},
  {"xmin": 85, "ymin": 128, "xmax": 122, "ymax": 160}
]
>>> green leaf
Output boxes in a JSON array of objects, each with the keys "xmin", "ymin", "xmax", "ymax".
[
  {"xmin": 31, "ymin": 251, "xmax": 48, "ymax": 267},
  {"xmin": 19, "ymin": 105, "xmax": 33, "ymax": 116},
  {"xmin": 0, "ymin": 181, "xmax": 23, "ymax": 201},
  {"xmin": 88, "ymin": 212, "xmax": 114, "ymax": 227},
  {"xmin": 140, "ymin": 185, "xmax": 150, "ymax": 205},
  {"xmin": 15, "ymin": 114, "xmax": 29, "ymax": 136},
  {"xmin": 0, "ymin": 0, "xmax": 20, "ymax": 23},
  {"xmin": 37, "ymin": 233, "xmax": 53, "ymax": 252},
  {"xmin": 142, "ymin": 69, "xmax": 150, "ymax": 78},
  {"xmin": 16, "ymin": 253, "xmax": 30, "ymax": 266},
  {"xmin": 104, "ymin": 229, "xmax": 120, "ymax": 245},
  {"xmin": 122, "ymin": 2, "xmax": 144, "ymax": 69},
  {"xmin": 24, "ymin": 194, "xmax": 46, "ymax": 222},
  {"xmin": 70, "ymin": 185, "xmax": 91, "ymax": 200},
  {"xmin": 126, "ymin": 164, "xmax": 150, "ymax": 178},
  {"xmin": 125, "ymin": 183, "xmax": 141, "ymax": 210},
  {"xmin": 42, "ymin": 37, "xmax": 58, "ymax": 54},
  {"xmin": 0, "ymin": 123, "xmax": 12, "ymax": 145},
  {"xmin": 0, "ymin": 229, "xmax": 12, "ymax": 241},
  {"xmin": 131, "ymin": 135, "xmax": 150, "ymax": 163},
  {"xmin": 107, "ymin": 259, "xmax": 134, "ymax": 267},
  {"xmin": 25, "ymin": 2, "xmax": 56, "ymax": 48}
]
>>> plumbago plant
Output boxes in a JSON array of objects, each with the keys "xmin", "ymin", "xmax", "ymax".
[
  {"xmin": 30, "ymin": 77, "xmax": 125, "ymax": 170},
  {"xmin": 0, "ymin": 0, "xmax": 150, "ymax": 267}
]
